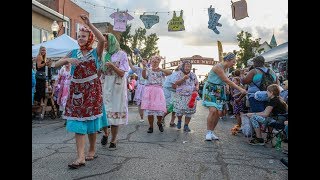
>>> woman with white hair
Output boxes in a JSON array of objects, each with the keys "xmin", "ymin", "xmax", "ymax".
[{"xmin": 141, "ymin": 55, "xmax": 172, "ymax": 133}]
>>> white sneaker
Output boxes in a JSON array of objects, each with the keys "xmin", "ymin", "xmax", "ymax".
[
  {"xmin": 139, "ymin": 119, "xmax": 144, "ymax": 122},
  {"xmin": 211, "ymin": 132, "xmax": 219, "ymax": 140},
  {"xmin": 205, "ymin": 132, "xmax": 213, "ymax": 141}
]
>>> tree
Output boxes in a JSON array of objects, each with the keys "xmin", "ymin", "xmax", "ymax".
[
  {"xmin": 119, "ymin": 26, "xmax": 160, "ymax": 64},
  {"xmin": 141, "ymin": 33, "xmax": 159, "ymax": 59},
  {"xmin": 119, "ymin": 24, "xmax": 133, "ymax": 58},
  {"xmin": 236, "ymin": 31, "xmax": 261, "ymax": 68}
]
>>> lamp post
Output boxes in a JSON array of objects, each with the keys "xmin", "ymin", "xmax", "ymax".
[{"xmin": 51, "ymin": 21, "xmax": 59, "ymax": 38}]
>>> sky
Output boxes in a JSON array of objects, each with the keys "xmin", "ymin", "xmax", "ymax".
[{"xmin": 72, "ymin": 0, "xmax": 288, "ymax": 80}]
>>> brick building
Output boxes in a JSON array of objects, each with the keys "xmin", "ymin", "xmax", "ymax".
[
  {"xmin": 36, "ymin": 0, "xmax": 89, "ymax": 39},
  {"xmin": 32, "ymin": 0, "xmax": 69, "ymax": 44}
]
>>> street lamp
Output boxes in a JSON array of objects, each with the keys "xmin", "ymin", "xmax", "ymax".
[{"xmin": 51, "ymin": 21, "xmax": 59, "ymax": 38}]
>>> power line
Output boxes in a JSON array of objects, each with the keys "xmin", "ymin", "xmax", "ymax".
[{"xmin": 72, "ymin": 0, "xmax": 207, "ymax": 15}]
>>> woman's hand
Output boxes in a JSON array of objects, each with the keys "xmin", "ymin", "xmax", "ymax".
[
  {"xmin": 240, "ymin": 88, "xmax": 247, "ymax": 95},
  {"xmin": 183, "ymin": 74, "xmax": 189, "ymax": 80},
  {"xmin": 67, "ymin": 58, "xmax": 81, "ymax": 66},
  {"xmin": 80, "ymin": 14, "xmax": 90, "ymax": 25},
  {"xmin": 246, "ymin": 113, "xmax": 253, "ymax": 117},
  {"xmin": 105, "ymin": 62, "xmax": 114, "ymax": 69}
]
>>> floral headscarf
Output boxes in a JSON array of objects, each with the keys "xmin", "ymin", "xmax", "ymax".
[
  {"xmin": 180, "ymin": 60, "xmax": 192, "ymax": 74},
  {"xmin": 78, "ymin": 26, "xmax": 95, "ymax": 51}
]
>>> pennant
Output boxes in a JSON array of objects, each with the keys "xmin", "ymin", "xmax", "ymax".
[
  {"xmin": 208, "ymin": 6, "xmax": 222, "ymax": 34},
  {"xmin": 110, "ymin": 11, "xmax": 134, "ymax": 32},
  {"xmin": 231, "ymin": 0, "xmax": 249, "ymax": 21},
  {"xmin": 140, "ymin": 14, "xmax": 159, "ymax": 29},
  {"xmin": 168, "ymin": 10, "xmax": 185, "ymax": 31}
]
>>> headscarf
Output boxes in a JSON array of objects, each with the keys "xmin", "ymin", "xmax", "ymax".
[
  {"xmin": 223, "ymin": 52, "xmax": 236, "ymax": 61},
  {"xmin": 101, "ymin": 33, "xmax": 120, "ymax": 72},
  {"xmin": 104, "ymin": 33, "xmax": 120, "ymax": 62},
  {"xmin": 78, "ymin": 26, "xmax": 95, "ymax": 51},
  {"xmin": 180, "ymin": 60, "xmax": 192, "ymax": 74}
]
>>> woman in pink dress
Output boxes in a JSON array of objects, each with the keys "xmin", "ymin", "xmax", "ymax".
[
  {"xmin": 141, "ymin": 55, "xmax": 172, "ymax": 133},
  {"xmin": 56, "ymin": 63, "xmax": 71, "ymax": 113}
]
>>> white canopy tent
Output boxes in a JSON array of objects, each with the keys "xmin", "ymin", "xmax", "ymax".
[
  {"xmin": 248, "ymin": 42, "xmax": 288, "ymax": 65},
  {"xmin": 32, "ymin": 34, "xmax": 79, "ymax": 58}
]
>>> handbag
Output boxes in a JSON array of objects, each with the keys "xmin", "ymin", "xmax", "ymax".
[{"xmin": 36, "ymin": 71, "xmax": 46, "ymax": 80}]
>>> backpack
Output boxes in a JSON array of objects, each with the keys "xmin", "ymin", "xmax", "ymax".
[{"xmin": 254, "ymin": 67, "xmax": 274, "ymax": 91}]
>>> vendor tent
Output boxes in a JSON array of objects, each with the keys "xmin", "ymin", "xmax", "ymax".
[
  {"xmin": 248, "ymin": 42, "xmax": 288, "ymax": 65},
  {"xmin": 32, "ymin": 34, "xmax": 79, "ymax": 58}
]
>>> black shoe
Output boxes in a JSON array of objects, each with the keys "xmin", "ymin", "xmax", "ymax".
[
  {"xmin": 147, "ymin": 128, "xmax": 153, "ymax": 133},
  {"xmin": 280, "ymin": 158, "xmax": 288, "ymax": 168},
  {"xmin": 249, "ymin": 137, "xmax": 265, "ymax": 146},
  {"xmin": 101, "ymin": 135, "xmax": 108, "ymax": 146},
  {"xmin": 108, "ymin": 142, "xmax": 117, "ymax": 151},
  {"xmin": 157, "ymin": 123, "xmax": 164, "ymax": 132}
]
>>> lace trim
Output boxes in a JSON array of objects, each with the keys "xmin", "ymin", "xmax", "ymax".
[
  {"xmin": 71, "ymin": 74, "xmax": 98, "ymax": 83},
  {"xmin": 63, "ymin": 113, "xmax": 103, "ymax": 121}
]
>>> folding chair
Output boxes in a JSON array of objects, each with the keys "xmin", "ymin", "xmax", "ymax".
[{"xmin": 265, "ymin": 113, "xmax": 288, "ymax": 143}]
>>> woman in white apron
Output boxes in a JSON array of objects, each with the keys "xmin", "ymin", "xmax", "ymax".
[{"xmin": 100, "ymin": 33, "xmax": 129, "ymax": 150}]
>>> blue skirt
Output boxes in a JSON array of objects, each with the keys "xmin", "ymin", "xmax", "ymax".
[{"xmin": 66, "ymin": 104, "xmax": 108, "ymax": 134}]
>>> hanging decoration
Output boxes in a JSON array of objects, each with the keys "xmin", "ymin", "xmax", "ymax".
[
  {"xmin": 140, "ymin": 13, "xmax": 159, "ymax": 29},
  {"xmin": 208, "ymin": 5, "xmax": 222, "ymax": 34},
  {"xmin": 110, "ymin": 9, "xmax": 134, "ymax": 32},
  {"xmin": 231, "ymin": 0, "xmax": 249, "ymax": 21},
  {"xmin": 167, "ymin": 10, "xmax": 185, "ymax": 32}
]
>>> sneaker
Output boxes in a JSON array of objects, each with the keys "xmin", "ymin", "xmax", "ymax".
[
  {"xmin": 177, "ymin": 120, "xmax": 182, "ymax": 129},
  {"xmin": 139, "ymin": 119, "xmax": 144, "ymax": 122},
  {"xmin": 249, "ymin": 138, "xmax": 265, "ymax": 146},
  {"xmin": 211, "ymin": 132, "xmax": 219, "ymax": 140},
  {"xmin": 205, "ymin": 131, "xmax": 213, "ymax": 141},
  {"xmin": 183, "ymin": 125, "xmax": 191, "ymax": 132},
  {"xmin": 101, "ymin": 135, "xmax": 108, "ymax": 146},
  {"xmin": 108, "ymin": 142, "xmax": 117, "ymax": 151}
]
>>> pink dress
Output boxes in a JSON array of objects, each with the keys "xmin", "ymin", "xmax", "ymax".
[
  {"xmin": 141, "ymin": 69, "xmax": 167, "ymax": 116},
  {"xmin": 57, "ymin": 66, "xmax": 71, "ymax": 111}
]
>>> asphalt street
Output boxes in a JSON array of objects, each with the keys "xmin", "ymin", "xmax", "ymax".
[{"xmin": 32, "ymin": 101, "xmax": 288, "ymax": 180}]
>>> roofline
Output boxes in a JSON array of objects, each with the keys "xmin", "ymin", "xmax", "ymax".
[{"xmin": 32, "ymin": 0, "xmax": 69, "ymax": 22}]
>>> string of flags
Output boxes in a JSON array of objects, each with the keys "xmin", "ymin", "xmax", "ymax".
[{"xmin": 74, "ymin": 0, "xmax": 249, "ymax": 34}]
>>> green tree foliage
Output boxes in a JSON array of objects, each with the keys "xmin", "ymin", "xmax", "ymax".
[
  {"xmin": 119, "ymin": 24, "xmax": 133, "ymax": 58},
  {"xmin": 119, "ymin": 26, "xmax": 160, "ymax": 64},
  {"xmin": 236, "ymin": 31, "xmax": 261, "ymax": 68}
]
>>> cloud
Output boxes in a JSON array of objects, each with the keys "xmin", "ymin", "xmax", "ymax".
[
  {"xmin": 277, "ymin": 23, "xmax": 288, "ymax": 44},
  {"xmin": 253, "ymin": 24, "xmax": 288, "ymax": 45}
]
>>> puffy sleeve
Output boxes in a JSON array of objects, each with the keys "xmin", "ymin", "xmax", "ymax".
[{"xmin": 118, "ymin": 51, "xmax": 129, "ymax": 72}]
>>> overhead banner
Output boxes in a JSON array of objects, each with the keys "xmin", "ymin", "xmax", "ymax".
[{"xmin": 169, "ymin": 55, "xmax": 216, "ymax": 67}]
